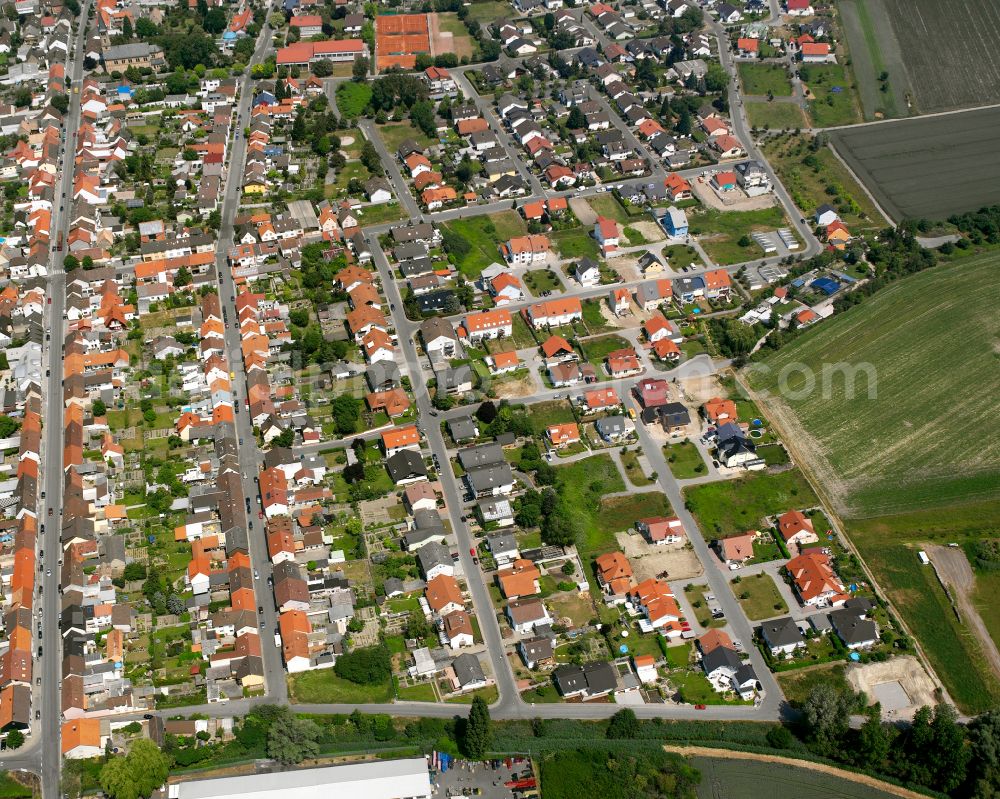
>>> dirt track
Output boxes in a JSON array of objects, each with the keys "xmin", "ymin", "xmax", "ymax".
[
  {"xmin": 666, "ymin": 745, "xmax": 930, "ymax": 799},
  {"xmin": 926, "ymin": 544, "xmax": 1000, "ymax": 681}
]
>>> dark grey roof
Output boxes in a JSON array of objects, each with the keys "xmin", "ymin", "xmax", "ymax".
[
  {"xmin": 519, "ymin": 634, "xmax": 554, "ymax": 662},
  {"xmin": 417, "ymin": 541, "xmax": 452, "ymax": 575},
  {"xmin": 760, "ymin": 616, "xmax": 804, "ymax": 648},
  {"xmin": 457, "ymin": 442, "xmax": 504, "ymax": 470},
  {"xmin": 582, "ymin": 660, "xmax": 618, "ymax": 694},
  {"xmin": 452, "ymin": 653, "xmax": 486, "ymax": 686},
  {"xmin": 466, "ymin": 462, "xmax": 514, "ymax": 493},
  {"xmin": 702, "ymin": 645, "xmax": 742, "ymax": 676},
  {"xmin": 829, "ymin": 608, "xmax": 879, "ymax": 645},
  {"xmin": 386, "ymin": 450, "xmax": 428, "ymax": 483},
  {"xmin": 553, "ymin": 664, "xmax": 586, "ymax": 694}
]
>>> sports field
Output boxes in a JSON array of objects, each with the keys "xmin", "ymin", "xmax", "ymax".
[
  {"xmin": 747, "ymin": 252, "xmax": 1000, "ymax": 519},
  {"xmin": 839, "ymin": 0, "xmax": 1000, "ymax": 114},
  {"xmin": 830, "ymin": 106, "xmax": 1000, "ymax": 220}
]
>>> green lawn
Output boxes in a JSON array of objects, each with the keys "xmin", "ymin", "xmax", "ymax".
[
  {"xmin": 526, "ymin": 399, "xmax": 577, "ymax": 436},
  {"xmin": 595, "ymin": 493, "xmax": 673, "ymax": 538},
  {"xmin": 663, "ymin": 441, "xmax": 707, "ymax": 479},
  {"xmin": 589, "ymin": 194, "xmax": 631, "ymax": 223},
  {"xmin": 397, "ymin": 682, "xmax": 437, "ymax": 702},
  {"xmin": 442, "ymin": 211, "xmax": 527, "ymax": 279},
  {"xmin": 673, "ymin": 671, "xmax": 746, "ymax": 705},
  {"xmin": 446, "ymin": 684, "xmax": 499, "ymax": 704},
  {"xmin": 760, "ymin": 133, "xmax": 886, "ymax": 230},
  {"xmin": 464, "ymin": 0, "xmax": 511, "ymax": 22},
  {"xmin": 524, "ymin": 268, "xmax": 563, "ymax": 295},
  {"xmin": 581, "ymin": 334, "xmax": 630, "ymax": 363},
  {"xmin": 336, "ymin": 82, "xmax": 372, "ymax": 118},
  {"xmin": 554, "ymin": 455, "xmax": 627, "ymax": 554},
  {"xmin": 378, "ymin": 121, "xmax": 436, "ymax": 153},
  {"xmin": 738, "ymin": 63, "xmax": 793, "ymax": 96},
  {"xmin": 581, "ymin": 299, "xmax": 612, "ymax": 332},
  {"xmin": 748, "ymin": 254, "xmax": 1000, "ymax": 517},
  {"xmin": 802, "ymin": 64, "xmax": 864, "ymax": 127},
  {"xmin": 552, "ymin": 227, "xmax": 600, "ymax": 260},
  {"xmin": 776, "ymin": 663, "xmax": 849, "ymax": 707},
  {"xmin": 732, "ymin": 572, "xmax": 788, "ymax": 620},
  {"xmin": 684, "ymin": 469, "xmax": 819, "ymax": 538},
  {"xmin": 289, "ymin": 671, "xmax": 393, "ymax": 703},
  {"xmin": 620, "ymin": 449, "xmax": 652, "ymax": 486},
  {"xmin": 688, "ymin": 205, "xmax": 791, "ymax": 265},
  {"xmin": 358, "ymin": 202, "xmax": 408, "ymax": 226},
  {"xmin": 746, "ymin": 101, "xmax": 809, "ymax": 131}
]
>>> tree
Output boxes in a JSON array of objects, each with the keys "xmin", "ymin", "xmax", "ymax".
[
  {"xmin": 853, "ymin": 704, "xmax": 890, "ymax": 770},
  {"xmin": 360, "ymin": 141, "xmax": 383, "ymax": 176},
  {"xmin": 63, "ymin": 254, "xmax": 80, "ymax": 271},
  {"xmin": 99, "ymin": 739, "xmax": 170, "ymax": 799},
  {"xmin": 352, "ymin": 56, "xmax": 369, "ymax": 81},
  {"xmin": 51, "ymin": 93, "xmax": 69, "ymax": 114},
  {"xmin": 312, "ymin": 59, "xmax": 334, "ymax": 77},
  {"xmin": 0, "ymin": 415, "xmax": 20, "ymax": 438},
  {"xmin": 968, "ymin": 710, "xmax": 1000, "ymax": 798},
  {"xmin": 462, "ymin": 695, "xmax": 492, "ymax": 758},
  {"xmin": 342, "ymin": 462, "xmax": 366, "ymax": 483},
  {"xmin": 92, "ymin": 399, "xmax": 107, "ymax": 416},
  {"xmin": 801, "ymin": 684, "xmax": 852, "ymax": 755},
  {"xmin": 174, "ymin": 265, "xmax": 192, "ymax": 287},
  {"xmin": 136, "ymin": 17, "xmax": 158, "ymax": 38},
  {"xmin": 476, "ymin": 401, "xmax": 497, "ymax": 424},
  {"xmin": 331, "ymin": 393, "xmax": 360, "ymax": 435},
  {"xmin": 5, "ymin": 730, "xmax": 24, "ymax": 749},
  {"xmin": 334, "ymin": 645, "xmax": 392, "ymax": 684},
  {"xmin": 567, "ymin": 106, "xmax": 586, "ymax": 129},
  {"xmin": 123, "ymin": 562, "xmax": 147, "ymax": 582},
  {"xmin": 267, "ymin": 714, "xmax": 322, "ymax": 764},
  {"xmin": 273, "ymin": 428, "xmax": 294, "ymax": 448},
  {"xmin": 606, "ymin": 708, "xmax": 639, "ymax": 739},
  {"xmin": 404, "ymin": 611, "xmax": 431, "ymax": 639}
]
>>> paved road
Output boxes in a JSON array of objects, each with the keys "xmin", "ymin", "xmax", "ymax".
[
  {"xmin": 357, "ymin": 118, "xmax": 422, "ymax": 219},
  {"xmin": 365, "ymin": 228, "xmax": 521, "ymax": 711},
  {"xmin": 20, "ymin": 5, "xmax": 95, "ymax": 795},
  {"xmin": 212, "ymin": 19, "xmax": 289, "ymax": 703}
]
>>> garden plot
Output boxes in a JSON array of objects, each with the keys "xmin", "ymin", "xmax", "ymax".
[{"xmin": 614, "ymin": 531, "xmax": 704, "ymax": 582}]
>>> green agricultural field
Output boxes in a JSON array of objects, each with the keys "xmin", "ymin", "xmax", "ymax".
[
  {"xmin": 690, "ymin": 756, "xmax": 903, "ymax": 799},
  {"xmin": 738, "ymin": 63, "xmax": 793, "ymax": 96},
  {"xmin": 684, "ymin": 469, "xmax": 819, "ymax": 538},
  {"xmin": 802, "ymin": 63, "xmax": 863, "ymax": 127},
  {"xmin": 747, "ymin": 254, "xmax": 1000, "ymax": 518},
  {"xmin": 760, "ymin": 133, "xmax": 887, "ymax": 231},
  {"xmin": 441, "ymin": 211, "xmax": 527, "ymax": 279},
  {"xmin": 746, "ymin": 101, "xmax": 808, "ymax": 131},
  {"xmin": 829, "ymin": 106, "xmax": 1000, "ymax": 220},
  {"xmin": 687, "ymin": 205, "xmax": 792, "ymax": 265},
  {"xmin": 848, "ymin": 500, "xmax": 1000, "ymax": 713},
  {"xmin": 841, "ymin": 0, "xmax": 1000, "ymax": 114},
  {"xmin": 838, "ymin": 0, "xmax": 910, "ymax": 119}
]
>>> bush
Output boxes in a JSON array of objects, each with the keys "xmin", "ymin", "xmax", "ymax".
[{"xmin": 334, "ymin": 645, "xmax": 392, "ymax": 685}]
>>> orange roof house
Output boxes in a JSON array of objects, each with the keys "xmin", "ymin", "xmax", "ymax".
[
  {"xmin": 546, "ymin": 422, "xmax": 580, "ymax": 447},
  {"xmin": 425, "ymin": 573, "xmax": 464, "ymax": 613},
  {"xmin": 595, "ymin": 551, "xmax": 634, "ymax": 596},
  {"xmin": 776, "ymin": 509, "xmax": 819, "ymax": 546},
  {"xmin": 703, "ymin": 397, "xmax": 738, "ymax": 424},
  {"xmin": 497, "ymin": 559, "xmax": 541, "ymax": 599},
  {"xmin": 786, "ymin": 550, "xmax": 847, "ymax": 606},
  {"xmin": 381, "ymin": 425, "xmax": 420, "ymax": 454}
]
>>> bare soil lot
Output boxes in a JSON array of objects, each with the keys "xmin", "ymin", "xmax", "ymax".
[
  {"xmin": 845, "ymin": 656, "xmax": 938, "ymax": 720},
  {"xmin": 830, "ymin": 105, "xmax": 1000, "ymax": 221},
  {"xmin": 615, "ymin": 531, "xmax": 704, "ymax": 582}
]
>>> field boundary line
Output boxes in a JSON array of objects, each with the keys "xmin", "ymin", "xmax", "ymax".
[
  {"xmin": 668, "ymin": 745, "xmax": 937, "ymax": 799},
  {"xmin": 819, "ymin": 100, "xmax": 1000, "ymax": 131},
  {"xmin": 731, "ymin": 370, "xmax": 952, "ymax": 705},
  {"xmin": 826, "ymin": 142, "xmax": 895, "ymax": 227}
]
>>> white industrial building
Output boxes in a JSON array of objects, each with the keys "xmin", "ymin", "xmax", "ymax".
[{"xmin": 170, "ymin": 758, "xmax": 432, "ymax": 799}]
